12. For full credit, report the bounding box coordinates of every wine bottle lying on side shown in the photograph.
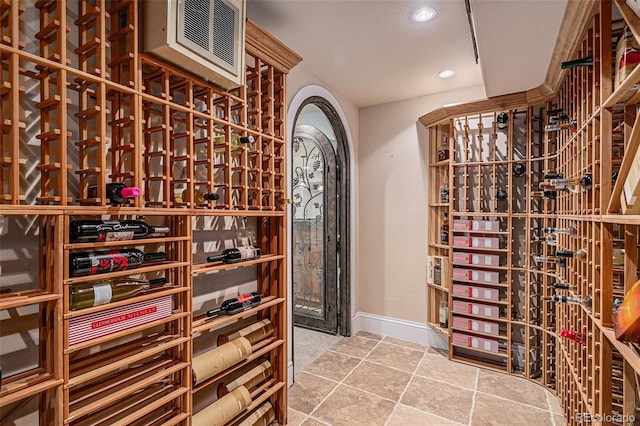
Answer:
[206,292,262,317]
[206,245,262,264]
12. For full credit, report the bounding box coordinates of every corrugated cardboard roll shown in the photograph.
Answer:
[192,385,252,426]
[218,319,274,345]
[192,337,252,386]
[237,401,275,426]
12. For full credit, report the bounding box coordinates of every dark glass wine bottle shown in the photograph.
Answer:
[206,246,262,264]
[70,249,166,277]
[556,249,588,263]
[531,190,557,200]
[496,112,508,129]
[206,292,261,317]
[440,212,449,244]
[545,294,592,308]
[512,163,526,177]
[496,189,508,200]
[546,108,564,116]
[549,114,571,123]
[70,220,170,243]
[552,282,576,291]
[532,255,567,268]
[69,277,167,310]
[87,183,140,205]
[561,56,593,69]
[543,172,564,179]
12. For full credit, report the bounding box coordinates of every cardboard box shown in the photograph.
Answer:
[453,284,500,301]
[452,236,472,247]
[471,269,500,284]
[471,237,500,249]
[472,220,500,232]
[452,332,499,353]
[615,26,640,90]
[452,300,499,318]
[453,219,472,230]
[69,295,173,345]
[453,252,472,264]
[453,316,501,336]
[472,253,500,267]
[614,279,640,342]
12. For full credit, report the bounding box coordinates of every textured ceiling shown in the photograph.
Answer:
[247,0,568,108]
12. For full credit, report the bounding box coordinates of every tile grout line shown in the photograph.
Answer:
[467,368,480,426]
[545,389,557,426]
[473,389,556,412]
[383,346,430,426]
[305,336,386,423]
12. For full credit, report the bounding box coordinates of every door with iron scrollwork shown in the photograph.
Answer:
[292,125,338,333]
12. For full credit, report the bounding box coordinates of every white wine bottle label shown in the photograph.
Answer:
[192,386,252,426]
[192,337,252,385]
[439,307,448,324]
[237,402,275,426]
[226,319,274,345]
[92,283,113,306]
[103,231,135,241]
[226,360,272,393]
[237,246,259,259]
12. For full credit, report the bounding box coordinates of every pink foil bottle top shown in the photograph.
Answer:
[121,187,141,198]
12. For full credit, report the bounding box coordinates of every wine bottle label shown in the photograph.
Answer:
[89,251,130,275]
[226,319,274,345]
[226,360,272,392]
[192,337,252,385]
[192,386,252,426]
[92,283,113,306]
[100,231,135,242]
[439,307,448,324]
[237,246,259,259]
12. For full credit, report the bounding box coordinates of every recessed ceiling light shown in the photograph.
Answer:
[438,69,456,78]
[412,6,436,23]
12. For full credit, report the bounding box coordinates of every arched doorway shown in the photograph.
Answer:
[291,98,350,336]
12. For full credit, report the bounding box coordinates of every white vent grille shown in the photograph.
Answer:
[213,0,235,66]
[183,0,210,51]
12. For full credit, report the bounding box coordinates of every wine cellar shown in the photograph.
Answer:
[424,0,640,424]
[0,1,301,425]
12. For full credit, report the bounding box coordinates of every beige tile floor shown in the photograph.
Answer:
[288,331,567,426]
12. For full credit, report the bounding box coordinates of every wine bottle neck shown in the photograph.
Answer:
[149,277,168,287]
[206,307,222,317]
[144,252,166,262]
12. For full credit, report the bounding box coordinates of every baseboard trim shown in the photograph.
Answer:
[352,311,448,349]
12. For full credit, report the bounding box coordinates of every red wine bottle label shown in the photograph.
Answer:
[90,251,130,275]
[238,246,259,259]
[92,283,113,306]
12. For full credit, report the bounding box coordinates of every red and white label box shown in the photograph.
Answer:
[68,295,173,345]
[452,236,500,249]
[452,252,500,267]
[452,268,500,284]
[452,284,499,301]
[452,300,499,318]
[453,332,499,353]
[452,316,500,336]
[472,220,500,232]
[453,219,472,230]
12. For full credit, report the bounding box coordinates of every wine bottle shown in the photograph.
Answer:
[543,172,564,179]
[175,189,219,205]
[545,294,592,308]
[531,190,557,200]
[192,386,252,426]
[192,337,252,386]
[546,108,564,116]
[70,249,166,277]
[496,112,508,130]
[440,171,449,203]
[496,189,508,200]
[512,163,526,177]
[440,212,449,244]
[532,255,567,268]
[206,245,262,264]
[217,319,274,345]
[561,56,593,69]
[439,298,448,328]
[69,277,167,310]
[87,183,140,205]
[206,292,262,317]
[236,402,276,426]
[532,234,556,246]
[549,114,571,123]
[552,282,576,291]
[544,121,577,132]
[70,220,170,243]
[218,359,272,397]
[438,135,449,162]
[542,226,578,238]
[539,174,592,192]
[556,249,588,263]
[214,133,256,150]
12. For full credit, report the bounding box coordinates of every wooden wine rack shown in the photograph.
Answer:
[0,1,301,425]
[423,0,640,423]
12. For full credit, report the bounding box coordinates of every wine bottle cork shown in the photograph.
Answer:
[218,360,272,397]
[218,319,274,345]
[192,385,252,426]
[192,337,252,386]
[237,401,275,426]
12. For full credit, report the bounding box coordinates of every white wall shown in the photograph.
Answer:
[358,87,485,329]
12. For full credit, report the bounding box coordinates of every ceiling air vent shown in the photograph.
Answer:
[143,0,246,89]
